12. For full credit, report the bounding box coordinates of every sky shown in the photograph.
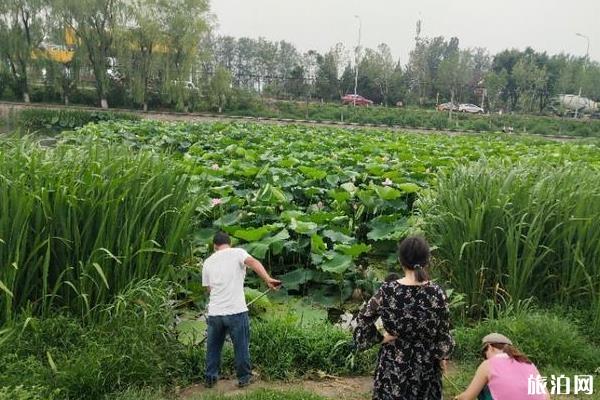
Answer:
[210,0,599,64]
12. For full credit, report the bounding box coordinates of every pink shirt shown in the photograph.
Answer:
[488,353,547,400]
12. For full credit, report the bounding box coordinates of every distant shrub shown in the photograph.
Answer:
[471,119,490,132]
[429,113,449,130]
[0,386,60,400]
[17,108,140,133]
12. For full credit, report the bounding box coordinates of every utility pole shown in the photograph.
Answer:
[574,32,590,118]
[353,15,362,106]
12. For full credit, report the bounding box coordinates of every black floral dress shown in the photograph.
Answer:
[353,281,454,400]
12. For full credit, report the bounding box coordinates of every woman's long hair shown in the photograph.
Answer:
[397,236,430,282]
[487,343,532,364]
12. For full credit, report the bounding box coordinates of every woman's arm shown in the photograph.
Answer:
[353,287,385,350]
[434,287,455,360]
[454,361,489,400]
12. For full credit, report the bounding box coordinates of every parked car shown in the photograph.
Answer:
[341,94,373,106]
[459,103,485,113]
[436,102,459,112]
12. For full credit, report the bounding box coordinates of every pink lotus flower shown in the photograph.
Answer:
[211,198,222,206]
[383,178,393,186]
[211,163,220,170]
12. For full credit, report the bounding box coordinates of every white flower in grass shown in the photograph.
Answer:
[211,198,222,207]
[383,178,393,186]
[211,163,220,170]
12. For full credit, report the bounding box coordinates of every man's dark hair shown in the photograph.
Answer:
[213,231,231,246]
[397,236,430,282]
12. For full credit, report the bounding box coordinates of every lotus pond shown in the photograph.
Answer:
[58,121,600,316]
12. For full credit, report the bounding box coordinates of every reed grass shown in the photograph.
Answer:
[421,160,600,326]
[0,139,199,322]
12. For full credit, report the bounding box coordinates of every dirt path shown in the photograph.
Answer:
[178,362,464,399]
[178,376,373,399]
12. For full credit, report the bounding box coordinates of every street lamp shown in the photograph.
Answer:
[353,15,362,105]
[574,32,590,118]
[576,32,590,60]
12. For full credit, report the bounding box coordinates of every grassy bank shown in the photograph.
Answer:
[7,102,600,138]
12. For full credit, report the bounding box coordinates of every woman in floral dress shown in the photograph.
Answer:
[354,236,454,400]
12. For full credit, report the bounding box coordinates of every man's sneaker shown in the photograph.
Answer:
[204,378,217,388]
[237,376,255,388]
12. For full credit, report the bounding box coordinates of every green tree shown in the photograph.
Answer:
[284,65,307,99]
[357,44,396,105]
[436,50,472,116]
[160,0,209,111]
[0,0,45,102]
[388,62,407,105]
[484,69,508,112]
[122,0,165,112]
[273,40,301,97]
[315,50,339,100]
[208,65,231,113]
[407,34,460,105]
[339,63,355,96]
[234,37,258,90]
[513,57,548,112]
[0,63,9,97]
[42,19,82,106]
[584,63,600,100]
[302,49,319,98]
[54,0,125,109]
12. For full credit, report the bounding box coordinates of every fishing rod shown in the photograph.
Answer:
[246,286,274,307]
[444,372,461,395]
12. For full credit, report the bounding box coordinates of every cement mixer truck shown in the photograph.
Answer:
[552,94,599,118]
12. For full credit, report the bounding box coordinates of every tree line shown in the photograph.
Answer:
[0,0,209,110]
[2,1,598,113]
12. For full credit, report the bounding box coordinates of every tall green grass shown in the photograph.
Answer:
[420,160,600,326]
[452,310,600,374]
[0,139,199,322]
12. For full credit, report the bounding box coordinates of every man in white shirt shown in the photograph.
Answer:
[202,231,281,388]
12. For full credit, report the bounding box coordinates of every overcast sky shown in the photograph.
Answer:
[210,0,599,64]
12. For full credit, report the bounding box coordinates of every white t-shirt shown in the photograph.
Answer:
[202,247,250,316]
